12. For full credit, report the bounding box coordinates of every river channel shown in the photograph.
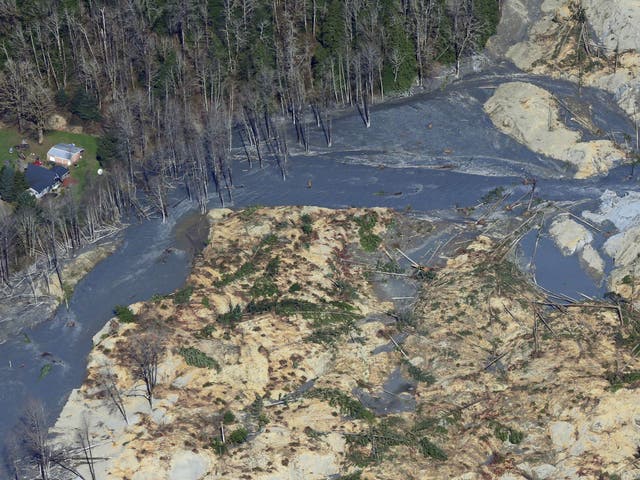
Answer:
[0,63,637,471]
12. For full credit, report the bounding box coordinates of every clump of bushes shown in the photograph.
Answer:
[492,422,525,444]
[301,214,314,235]
[309,388,374,421]
[419,437,448,460]
[173,285,194,305]
[229,427,248,444]
[354,211,382,252]
[404,360,436,385]
[195,323,216,339]
[178,347,220,371]
[250,277,279,298]
[113,305,137,323]
[217,304,243,326]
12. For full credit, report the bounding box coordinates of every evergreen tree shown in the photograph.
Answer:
[12,170,29,201]
[0,166,15,202]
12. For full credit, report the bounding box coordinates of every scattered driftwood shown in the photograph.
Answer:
[395,247,436,275]
[534,300,624,326]
[532,303,555,335]
[386,333,409,360]
[484,351,508,370]
[555,206,607,235]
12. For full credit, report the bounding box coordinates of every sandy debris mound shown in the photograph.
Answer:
[484,82,624,177]
[549,214,604,276]
[549,216,593,255]
[582,0,640,52]
[51,206,401,480]
[582,190,640,301]
[48,206,640,480]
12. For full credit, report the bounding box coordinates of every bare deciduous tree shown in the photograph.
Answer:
[97,365,128,424]
[15,398,52,480]
[129,332,162,408]
[76,414,97,480]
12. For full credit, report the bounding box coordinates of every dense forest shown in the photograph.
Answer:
[0,0,500,286]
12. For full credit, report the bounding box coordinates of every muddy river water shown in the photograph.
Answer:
[0,64,637,470]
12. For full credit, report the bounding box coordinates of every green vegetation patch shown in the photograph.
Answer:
[238,205,264,220]
[309,388,374,421]
[419,437,448,460]
[215,262,256,287]
[113,305,137,323]
[354,211,382,252]
[222,411,236,424]
[492,421,525,444]
[217,304,243,326]
[229,427,249,444]
[245,297,361,344]
[39,363,53,380]
[173,285,194,305]
[404,360,436,385]
[606,370,640,392]
[195,323,216,339]
[481,186,506,204]
[345,416,448,466]
[179,347,221,371]
[375,258,402,274]
[301,213,314,235]
[250,276,279,298]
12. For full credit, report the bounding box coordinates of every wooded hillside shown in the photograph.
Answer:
[0,0,499,286]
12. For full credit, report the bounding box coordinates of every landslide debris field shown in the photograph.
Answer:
[51,206,640,480]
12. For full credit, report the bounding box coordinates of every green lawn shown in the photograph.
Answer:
[0,127,99,196]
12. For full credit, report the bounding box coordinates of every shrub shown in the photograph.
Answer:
[215,262,256,287]
[355,211,382,252]
[250,277,279,298]
[493,422,525,444]
[223,411,235,424]
[113,305,136,323]
[354,211,378,230]
[173,285,194,305]
[229,427,248,444]
[288,282,302,293]
[419,437,447,460]
[309,388,374,421]
[210,437,227,455]
[217,304,243,326]
[195,323,216,339]
[265,257,280,277]
[405,361,436,385]
[359,232,381,252]
[178,347,220,371]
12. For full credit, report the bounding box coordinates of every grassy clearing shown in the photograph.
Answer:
[0,127,99,196]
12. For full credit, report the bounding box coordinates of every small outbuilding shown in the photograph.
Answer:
[47,143,84,166]
[26,164,69,198]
